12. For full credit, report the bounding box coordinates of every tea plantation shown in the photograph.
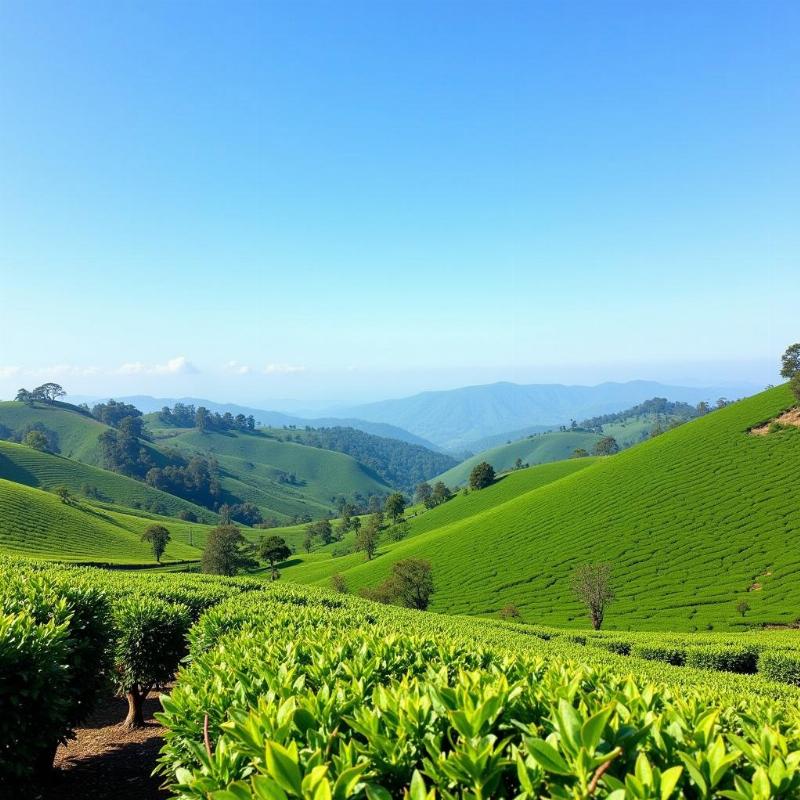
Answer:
[316,385,800,630]
[3,557,800,796]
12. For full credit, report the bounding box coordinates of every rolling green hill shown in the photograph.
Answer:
[436,409,697,486]
[0,439,216,522]
[0,477,207,563]
[309,384,800,631]
[278,457,600,583]
[150,427,390,521]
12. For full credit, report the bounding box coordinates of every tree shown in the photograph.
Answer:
[593,436,619,456]
[141,524,171,563]
[780,343,800,379]
[391,558,434,610]
[305,518,333,546]
[15,388,34,405]
[32,382,65,403]
[736,600,751,618]
[55,486,73,505]
[384,492,406,523]
[431,481,452,506]
[696,401,710,416]
[415,482,433,506]
[355,520,380,560]
[331,573,348,593]
[23,430,49,451]
[499,603,521,620]
[469,461,495,490]
[201,524,255,575]
[303,530,314,553]
[791,373,800,404]
[258,535,291,580]
[572,448,589,458]
[572,563,615,630]
[195,406,210,432]
[514,457,524,471]
[391,520,410,541]
[112,596,189,729]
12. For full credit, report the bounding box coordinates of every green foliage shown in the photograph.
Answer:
[258,535,292,579]
[202,524,256,576]
[23,429,49,451]
[142,523,171,562]
[758,651,800,686]
[791,373,800,404]
[384,491,406,522]
[154,588,800,800]
[593,435,620,456]
[468,461,495,490]
[0,569,112,783]
[780,342,800,379]
[112,595,190,728]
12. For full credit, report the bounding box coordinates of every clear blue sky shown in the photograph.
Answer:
[1,0,797,406]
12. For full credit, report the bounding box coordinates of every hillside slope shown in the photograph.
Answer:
[0,440,216,522]
[279,457,599,584]
[0,478,206,563]
[331,385,800,631]
[152,428,390,521]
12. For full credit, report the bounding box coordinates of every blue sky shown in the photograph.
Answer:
[1,0,798,406]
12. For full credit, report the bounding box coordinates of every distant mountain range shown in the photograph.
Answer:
[328,380,759,452]
[70,380,759,455]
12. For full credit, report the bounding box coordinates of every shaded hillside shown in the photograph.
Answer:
[0,440,216,522]
[269,426,457,490]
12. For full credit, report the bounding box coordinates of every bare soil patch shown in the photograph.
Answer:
[41,692,168,800]
[750,407,800,435]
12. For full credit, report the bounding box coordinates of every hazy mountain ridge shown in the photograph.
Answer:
[333,380,758,451]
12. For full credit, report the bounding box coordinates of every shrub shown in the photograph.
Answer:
[631,643,686,666]
[331,573,348,593]
[112,596,190,729]
[685,645,758,674]
[758,650,800,685]
[593,637,632,656]
[469,461,495,490]
[0,610,70,785]
[498,603,521,620]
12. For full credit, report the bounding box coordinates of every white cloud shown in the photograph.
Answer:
[0,366,21,379]
[116,356,198,376]
[263,363,306,375]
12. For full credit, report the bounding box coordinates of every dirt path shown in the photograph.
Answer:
[41,693,169,800]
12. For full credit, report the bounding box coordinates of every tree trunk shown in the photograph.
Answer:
[122,685,147,729]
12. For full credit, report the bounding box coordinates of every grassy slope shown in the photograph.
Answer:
[0,478,208,563]
[436,431,601,486]
[436,414,681,487]
[152,428,390,521]
[0,440,216,522]
[278,457,599,584]
[325,385,800,631]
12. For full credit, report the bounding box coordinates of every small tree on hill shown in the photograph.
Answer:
[736,600,751,618]
[23,430,49,451]
[469,461,495,490]
[415,482,433,506]
[499,603,521,620]
[384,492,406,523]
[15,388,34,406]
[572,448,589,458]
[258,535,291,580]
[780,343,800,379]
[56,486,73,505]
[572,563,615,630]
[201,524,255,576]
[32,382,66,403]
[331,573,348,593]
[391,558,434,610]
[113,596,189,729]
[356,520,380,560]
[141,524,171,563]
[593,436,619,456]
[431,481,452,506]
